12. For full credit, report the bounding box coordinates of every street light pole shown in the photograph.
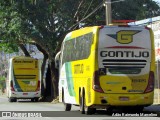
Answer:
[104,0,112,25]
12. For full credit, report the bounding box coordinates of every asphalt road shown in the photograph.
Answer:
[0,95,159,120]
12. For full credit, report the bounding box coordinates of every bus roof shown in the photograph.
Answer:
[10,56,37,60]
[64,25,148,41]
[64,26,100,41]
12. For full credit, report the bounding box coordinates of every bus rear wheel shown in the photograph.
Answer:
[106,106,114,114]
[80,90,96,115]
[131,106,144,112]
[62,89,71,111]
[64,103,72,111]
[31,98,39,102]
[123,106,144,113]
[34,98,39,102]
[85,107,96,115]
[9,98,17,102]
[80,91,85,114]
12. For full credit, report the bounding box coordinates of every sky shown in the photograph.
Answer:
[153,0,160,3]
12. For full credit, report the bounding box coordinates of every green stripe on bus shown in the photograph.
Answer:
[13,69,23,92]
[65,62,75,96]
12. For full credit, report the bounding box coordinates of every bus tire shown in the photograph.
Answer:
[123,106,144,113]
[80,90,96,115]
[9,98,16,102]
[34,98,39,102]
[31,98,35,102]
[86,107,96,115]
[80,90,85,114]
[131,106,144,112]
[106,106,114,115]
[64,103,72,111]
[14,98,17,102]
[62,89,71,111]
[8,98,12,102]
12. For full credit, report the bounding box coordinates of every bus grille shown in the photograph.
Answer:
[102,59,147,69]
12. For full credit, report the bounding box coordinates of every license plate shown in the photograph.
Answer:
[119,97,129,101]
[23,93,28,95]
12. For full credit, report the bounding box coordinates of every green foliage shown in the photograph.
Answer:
[0,43,19,53]
[112,0,160,20]
[0,76,5,89]
[0,0,29,53]
[0,0,159,55]
[0,76,5,81]
[0,0,159,99]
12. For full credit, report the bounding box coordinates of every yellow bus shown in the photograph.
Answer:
[56,25,155,114]
[6,56,41,102]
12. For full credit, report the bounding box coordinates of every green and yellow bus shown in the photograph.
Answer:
[6,56,41,102]
[56,25,155,114]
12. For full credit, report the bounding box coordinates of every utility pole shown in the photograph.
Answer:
[104,0,112,25]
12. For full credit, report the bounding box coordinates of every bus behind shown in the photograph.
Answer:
[6,56,41,102]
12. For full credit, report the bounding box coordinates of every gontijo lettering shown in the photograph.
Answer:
[100,51,149,58]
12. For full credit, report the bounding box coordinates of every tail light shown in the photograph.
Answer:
[145,26,151,30]
[10,81,15,91]
[36,80,40,91]
[99,26,104,29]
[144,71,154,93]
[92,71,104,93]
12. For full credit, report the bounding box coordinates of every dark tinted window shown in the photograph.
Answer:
[62,32,93,64]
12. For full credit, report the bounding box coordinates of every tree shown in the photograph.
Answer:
[111,0,160,20]
[6,0,104,100]
[0,0,30,56]
[0,0,159,101]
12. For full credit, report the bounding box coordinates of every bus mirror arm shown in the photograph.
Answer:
[55,51,61,69]
[55,60,59,69]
